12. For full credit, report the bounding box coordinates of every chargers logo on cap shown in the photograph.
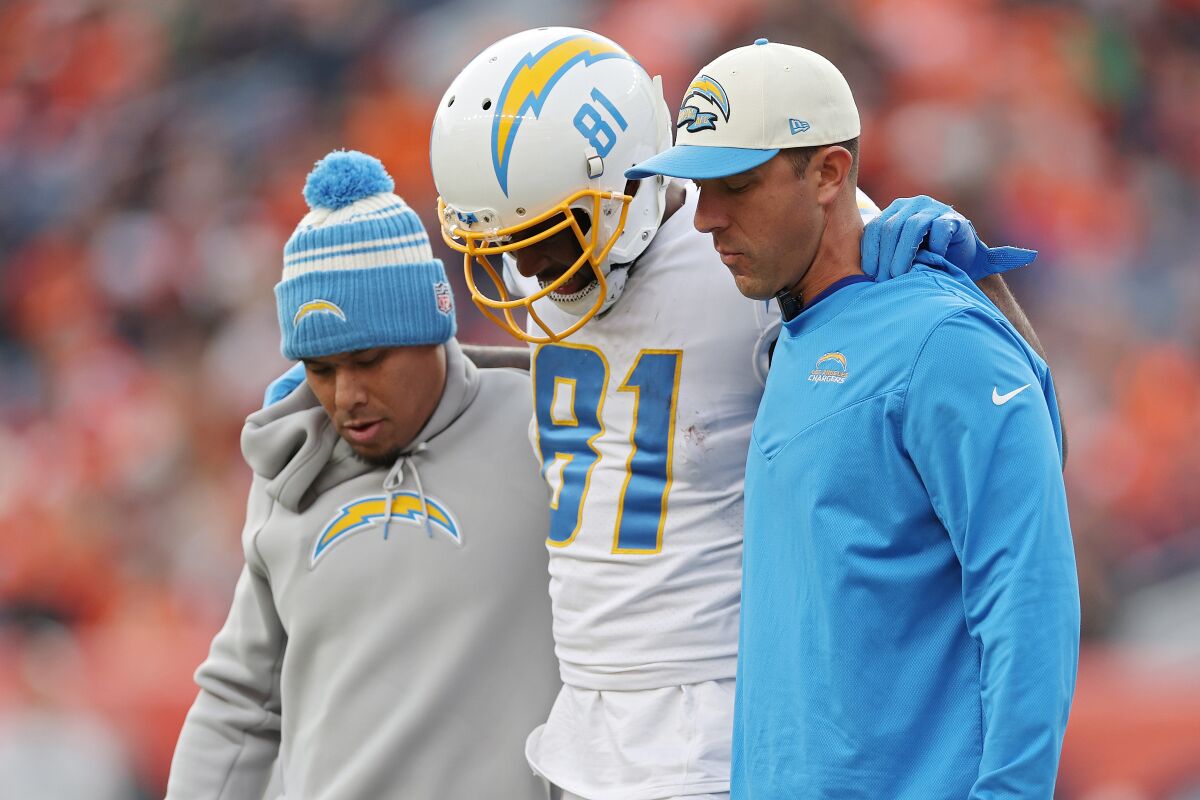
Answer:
[492,34,629,196]
[294,299,346,325]
[677,75,730,133]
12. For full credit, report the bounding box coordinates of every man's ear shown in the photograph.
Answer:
[813,146,854,206]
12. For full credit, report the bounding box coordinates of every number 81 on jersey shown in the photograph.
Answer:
[533,343,682,554]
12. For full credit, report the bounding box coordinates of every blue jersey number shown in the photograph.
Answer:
[533,344,682,554]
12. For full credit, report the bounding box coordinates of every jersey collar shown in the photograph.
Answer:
[783,274,875,337]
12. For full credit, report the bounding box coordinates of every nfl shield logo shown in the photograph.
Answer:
[434,281,454,315]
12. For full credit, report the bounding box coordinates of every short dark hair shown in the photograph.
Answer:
[784,138,859,181]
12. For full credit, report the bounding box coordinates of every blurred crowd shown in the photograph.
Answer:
[1,0,1198,796]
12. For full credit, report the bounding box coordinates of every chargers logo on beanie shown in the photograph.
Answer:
[293,299,347,325]
[276,150,456,360]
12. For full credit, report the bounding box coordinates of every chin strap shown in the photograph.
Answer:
[594,259,633,319]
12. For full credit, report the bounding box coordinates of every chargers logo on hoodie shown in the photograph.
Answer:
[312,493,461,567]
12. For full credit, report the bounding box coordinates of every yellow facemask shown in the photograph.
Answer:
[439,188,632,344]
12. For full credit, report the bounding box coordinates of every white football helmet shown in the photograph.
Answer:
[430,27,672,343]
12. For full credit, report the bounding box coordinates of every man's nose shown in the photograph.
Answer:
[334,369,367,412]
[513,243,553,278]
[692,189,726,235]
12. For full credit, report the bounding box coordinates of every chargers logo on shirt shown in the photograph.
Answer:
[809,352,849,384]
[677,75,730,133]
[311,492,461,568]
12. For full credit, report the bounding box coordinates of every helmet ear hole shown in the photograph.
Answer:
[482,98,492,110]
[570,207,592,237]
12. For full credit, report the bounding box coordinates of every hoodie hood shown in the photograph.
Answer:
[241,338,480,513]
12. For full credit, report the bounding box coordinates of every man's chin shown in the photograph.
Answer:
[731,274,774,302]
[350,445,404,469]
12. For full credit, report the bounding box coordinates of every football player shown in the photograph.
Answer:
[428,27,1045,800]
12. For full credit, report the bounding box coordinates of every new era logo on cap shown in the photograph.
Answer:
[789,118,810,135]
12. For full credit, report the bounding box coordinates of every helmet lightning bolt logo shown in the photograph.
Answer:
[491,34,629,196]
[677,75,730,133]
[312,492,461,568]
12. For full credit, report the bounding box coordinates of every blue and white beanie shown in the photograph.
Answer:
[276,150,456,360]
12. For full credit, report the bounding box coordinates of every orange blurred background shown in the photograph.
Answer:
[1,0,1198,797]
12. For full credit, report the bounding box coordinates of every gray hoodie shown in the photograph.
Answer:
[166,341,559,799]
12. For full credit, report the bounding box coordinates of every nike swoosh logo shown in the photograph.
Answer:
[992,384,1032,405]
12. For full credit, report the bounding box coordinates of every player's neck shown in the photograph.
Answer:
[794,197,865,306]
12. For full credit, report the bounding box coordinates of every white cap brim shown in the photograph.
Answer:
[625,145,779,180]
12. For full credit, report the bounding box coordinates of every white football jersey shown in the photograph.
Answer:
[515,183,880,796]
[514,183,774,690]
[515,184,879,691]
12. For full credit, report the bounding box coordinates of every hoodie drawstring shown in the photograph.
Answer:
[382,459,404,541]
[382,442,433,541]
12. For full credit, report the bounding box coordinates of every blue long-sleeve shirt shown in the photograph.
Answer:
[732,265,1079,799]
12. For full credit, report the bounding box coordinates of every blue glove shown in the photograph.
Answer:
[925,205,1038,281]
[263,362,306,408]
[861,195,1037,282]
[861,195,950,281]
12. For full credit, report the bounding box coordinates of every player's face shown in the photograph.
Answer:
[506,209,595,299]
[693,152,823,301]
[304,345,446,466]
